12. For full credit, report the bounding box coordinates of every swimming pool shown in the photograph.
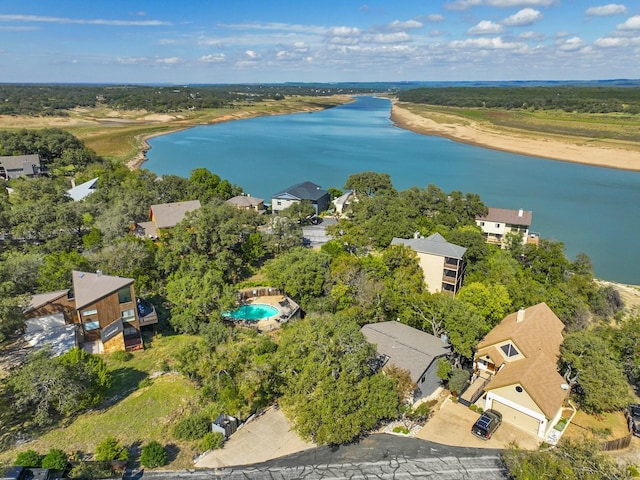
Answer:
[223,304,279,321]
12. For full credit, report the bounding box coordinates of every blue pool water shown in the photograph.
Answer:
[223,304,279,321]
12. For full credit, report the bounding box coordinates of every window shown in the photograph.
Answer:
[495,223,501,228]
[515,385,523,393]
[117,286,132,304]
[124,326,138,336]
[500,343,520,357]
[276,200,282,206]
[480,221,485,226]
[121,309,135,322]
[82,308,98,316]
[84,320,100,331]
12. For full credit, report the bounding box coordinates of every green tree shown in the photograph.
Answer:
[560,331,633,412]
[344,171,396,197]
[5,347,111,425]
[263,248,331,308]
[277,314,400,444]
[0,282,28,343]
[94,437,129,462]
[279,200,316,223]
[140,441,167,469]
[503,437,633,480]
[457,281,512,327]
[41,449,68,470]
[37,251,92,292]
[15,450,42,468]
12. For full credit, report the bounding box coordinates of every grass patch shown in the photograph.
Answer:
[0,334,204,469]
[562,410,629,441]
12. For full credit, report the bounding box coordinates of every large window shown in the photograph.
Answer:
[118,286,132,304]
[82,308,98,316]
[121,309,136,322]
[84,320,100,331]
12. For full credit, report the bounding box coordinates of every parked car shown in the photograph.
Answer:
[627,404,640,437]
[471,409,502,440]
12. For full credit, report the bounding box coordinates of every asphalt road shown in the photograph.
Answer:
[127,435,509,479]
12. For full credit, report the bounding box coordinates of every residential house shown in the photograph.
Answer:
[271,181,330,215]
[332,190,354,216]
[135,199,201,239]
[227,194,265,212]
[361,321,450,401]
[24,271,158,355]
[391,233,467,295]
[473,303,568,438]
[0,154,43,180]
[66,177,98,201]
[475,207,536,248]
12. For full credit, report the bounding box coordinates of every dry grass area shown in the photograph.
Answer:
[563,410,630,442]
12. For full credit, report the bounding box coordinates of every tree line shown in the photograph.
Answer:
[397,86,640,114]
[0,84,380,116]
[0,129,638,473]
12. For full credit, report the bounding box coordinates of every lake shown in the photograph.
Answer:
[147,96,640,284]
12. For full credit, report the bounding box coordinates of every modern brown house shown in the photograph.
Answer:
[24,271,158,355]
[391,233,467,296]
[472,303,568,439]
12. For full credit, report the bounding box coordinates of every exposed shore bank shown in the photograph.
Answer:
[390,101,640,172]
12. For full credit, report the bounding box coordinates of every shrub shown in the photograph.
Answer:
[110,351,132,362]
[469,404,478,412]
[448,368,471,396]
[41,449,68,470]
[140,441,167,469]
[392,425,410,434]
[68,461,116,479]
[15,450,42,467]
[408,401,432,421]
[94,437,129,461]
[199,432,225,452]
[173,412,210,441]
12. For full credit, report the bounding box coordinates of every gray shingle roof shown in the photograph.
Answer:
[0,154,41,178]
[150,200,201,228]
[361,321,449,383]
[272,181,327,202]
[227,195,264,208]
[391,233,467,259]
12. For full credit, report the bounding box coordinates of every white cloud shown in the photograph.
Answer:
[387,19,423,30]
[330,26,361,36]
[219,22,326,35]
[503,8,543,26]
[444,0,482,11]
[617,16,640,30]
[245,50,260,59]
[370,32,412,43]
[519,30,545,40]
[594,36,629,47]
[0,14,171,26]
[586,4,627,16]
[200,53,226,63]
[486,0,555,6]
[157,57,180,65]
[557,36,585,51]
[449,36,524,49]
[468,20,505,35]
[426,14,445,22]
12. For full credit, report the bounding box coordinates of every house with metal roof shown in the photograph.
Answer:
[361,321,450,401]
[271,181,329,214]
[0,154,43,180]
[391,233,467,296]
[476,207,538,248]
[66,177,98,201]
[472,303,569,439]
[24,271,159,355]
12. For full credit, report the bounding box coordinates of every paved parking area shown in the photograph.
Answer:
[416,398,542,450]
[194,406,315,468]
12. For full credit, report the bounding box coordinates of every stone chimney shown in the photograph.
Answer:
[518,208,524,217]
[516,308,526,322]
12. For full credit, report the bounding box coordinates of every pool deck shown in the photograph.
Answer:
[239,294,299,332]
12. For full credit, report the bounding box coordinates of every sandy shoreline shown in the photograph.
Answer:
[390,101,640,171]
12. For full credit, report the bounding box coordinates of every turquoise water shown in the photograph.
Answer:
[223,304,278,321]
[147,96,640,284]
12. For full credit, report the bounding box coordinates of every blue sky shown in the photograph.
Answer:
[1,0,639,83]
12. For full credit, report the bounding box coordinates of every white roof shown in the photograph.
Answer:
[66,177,98,201]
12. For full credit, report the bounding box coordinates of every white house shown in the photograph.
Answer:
[475,207,533,247]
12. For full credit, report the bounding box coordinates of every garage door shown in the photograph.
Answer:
[492,400,540,435]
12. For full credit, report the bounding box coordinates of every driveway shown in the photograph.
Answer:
[416,398,542,450]
[194,406,315,468]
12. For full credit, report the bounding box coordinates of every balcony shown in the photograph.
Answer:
[137,298,158,326]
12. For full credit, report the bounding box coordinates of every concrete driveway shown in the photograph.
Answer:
[416,398,542,450]
[194,406,315,468]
